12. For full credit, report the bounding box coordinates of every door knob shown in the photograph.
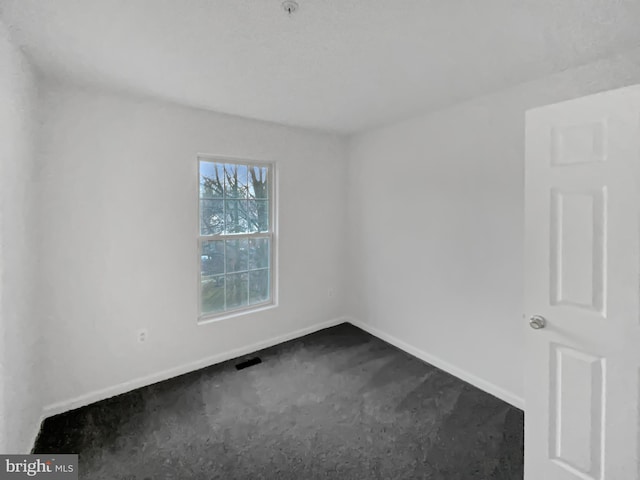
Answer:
[529,315,546,330]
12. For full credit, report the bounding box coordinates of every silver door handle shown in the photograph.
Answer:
[529,315,546,330]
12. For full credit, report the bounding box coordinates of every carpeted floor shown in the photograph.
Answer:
[34,323,524,479]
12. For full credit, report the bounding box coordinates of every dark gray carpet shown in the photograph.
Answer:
[34,323,524,479]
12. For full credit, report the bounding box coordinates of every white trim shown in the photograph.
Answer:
[42,316,347,418]
[346,317,525,410]
[196,157,277,320]
[28,414,45,454]
[39,315,523,437]
[198,303,277,326]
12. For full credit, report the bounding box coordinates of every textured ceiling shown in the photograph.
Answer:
[2,0,640,133]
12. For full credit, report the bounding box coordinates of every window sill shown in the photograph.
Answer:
[197,302,277,325]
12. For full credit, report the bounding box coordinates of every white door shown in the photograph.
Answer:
[524,85,640,480]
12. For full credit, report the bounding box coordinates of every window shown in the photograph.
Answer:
[198,158,274,319]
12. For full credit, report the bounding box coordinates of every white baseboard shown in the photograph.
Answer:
[28,414,45,453]
[42,316,348,418]
[40,314,523,429]
[346,317,525,410]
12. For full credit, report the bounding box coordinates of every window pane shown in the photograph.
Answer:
[248,166,268,199]
[226,273,248,309]
[224,164,248,199]
[202,275,225,314]
[257,200,269,232]
[247,200,269,233]
[225,239,248,273]
[201,240,224,276]
[247,199,269,233]
[249,270,270,305]
[224,199,249,233]
[247,200,258,233]
[200,199,224,235]
[249,238,270,269]
[200,162,224,199]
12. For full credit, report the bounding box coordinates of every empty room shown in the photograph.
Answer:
[2,1,640,479]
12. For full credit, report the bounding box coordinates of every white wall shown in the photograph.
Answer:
[347,47,640,407]
[0,20,41,452]
[19,36,640,445]
[37,81,349,412]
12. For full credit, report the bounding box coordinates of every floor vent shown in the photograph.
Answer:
[235,357,262,370]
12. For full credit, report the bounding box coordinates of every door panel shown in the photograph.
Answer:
[549,188,606,314]
[549,344,604,479]
[524,86,640,480]
[551,120,607,166]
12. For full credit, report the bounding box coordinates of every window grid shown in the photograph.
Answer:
[198,158,273,320]
[200,237,270,312]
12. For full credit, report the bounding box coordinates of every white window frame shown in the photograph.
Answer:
[197,155,276,323]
